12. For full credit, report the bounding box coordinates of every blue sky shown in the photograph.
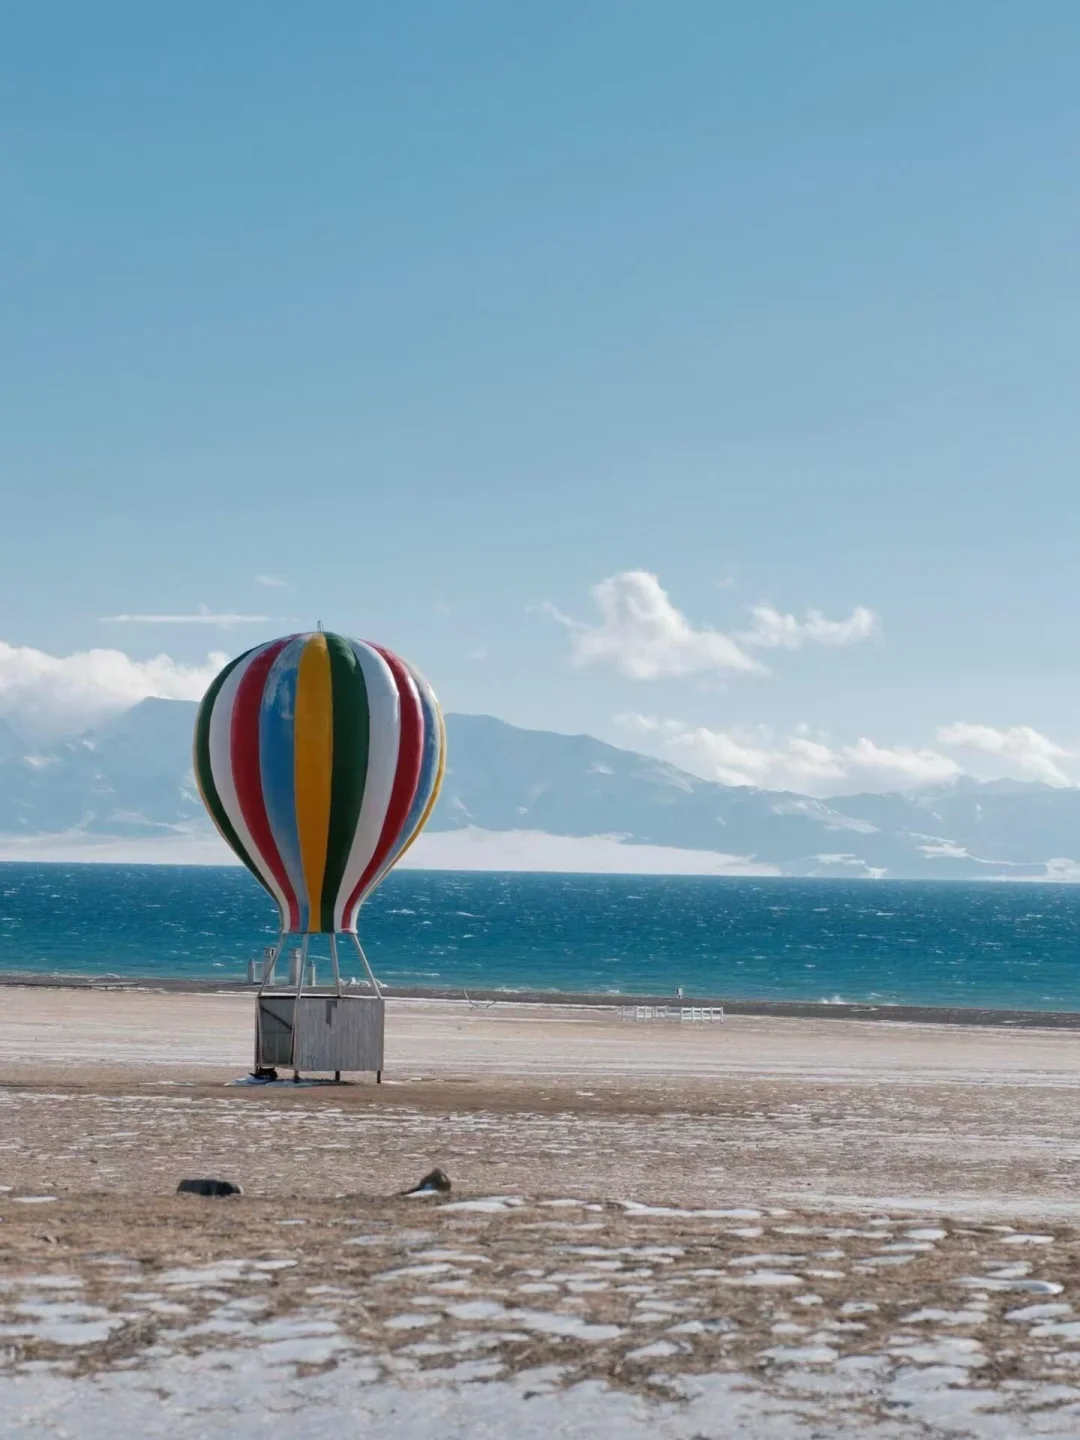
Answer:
[3,2,1080,793]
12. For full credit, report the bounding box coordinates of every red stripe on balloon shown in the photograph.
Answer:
[340,644,424,929]
[230,637,300,932]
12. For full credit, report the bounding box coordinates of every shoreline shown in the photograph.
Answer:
[3,967,1080,1027]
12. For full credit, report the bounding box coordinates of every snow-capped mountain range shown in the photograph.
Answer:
[0,698,1078,879]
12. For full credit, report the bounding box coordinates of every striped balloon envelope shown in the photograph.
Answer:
[193,632,445,934]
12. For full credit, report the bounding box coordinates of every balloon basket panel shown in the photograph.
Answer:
[256,994,385,1076]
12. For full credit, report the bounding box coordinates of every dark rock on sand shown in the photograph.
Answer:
[177,1178,243,1198]
[403,1168,452,1195]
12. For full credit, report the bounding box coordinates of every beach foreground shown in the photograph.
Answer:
[5,988,1080,1436]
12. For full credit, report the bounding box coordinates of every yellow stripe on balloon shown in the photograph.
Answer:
[294,632,333,921]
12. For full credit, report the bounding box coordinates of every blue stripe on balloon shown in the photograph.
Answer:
[259,636,309,931]
[409,680,442,831]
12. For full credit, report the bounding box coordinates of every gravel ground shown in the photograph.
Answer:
[6,987,1080,1434]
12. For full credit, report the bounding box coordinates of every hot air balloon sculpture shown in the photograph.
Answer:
[194,631,445,1079]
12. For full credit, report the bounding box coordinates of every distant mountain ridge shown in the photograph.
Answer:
[0,698,1077,878]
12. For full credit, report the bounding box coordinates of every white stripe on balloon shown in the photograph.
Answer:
[358,659,432,905]
[208,643,294,929]
[332,639,402,932]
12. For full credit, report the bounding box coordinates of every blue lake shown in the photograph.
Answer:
[3,863,1080,1008]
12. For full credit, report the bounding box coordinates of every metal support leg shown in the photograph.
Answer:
[329,933,344,997]
[253,933,286,1072]
[348,931,382,997]
[285,935,310,1078]
[347,931,385,1085]
[257,933,286,994]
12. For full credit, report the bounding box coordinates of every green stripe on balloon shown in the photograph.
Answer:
[319,633,371,932]
[193,646,265,887]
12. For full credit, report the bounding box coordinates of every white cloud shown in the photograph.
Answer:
[545,572,878,680]
[739,603,880,650]
[102,604,270,626]
[545,571,761,679]
[0,640,228,741]
[254,574,287,589]
[619,714,960,796]
[937,722,1074,786]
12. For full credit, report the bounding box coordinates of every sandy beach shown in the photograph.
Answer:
[4,986,1080,1211]
[6,987,1080,1435]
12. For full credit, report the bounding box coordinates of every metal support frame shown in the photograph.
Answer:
[252,928,384,1079]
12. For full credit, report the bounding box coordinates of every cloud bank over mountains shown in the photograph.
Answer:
[618,716,964,796]
[0,625,1075,796]
[0,640,228,742]
[619,716,1078,796]
[936,722,1074,787]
